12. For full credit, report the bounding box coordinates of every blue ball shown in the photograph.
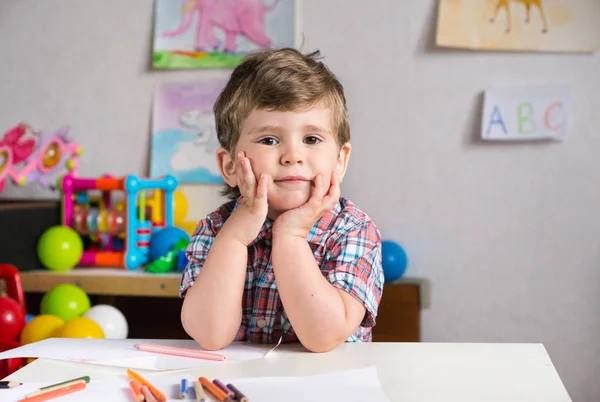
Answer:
[149,226,190,261]
[381,240,408,282]
[25,314,36,324]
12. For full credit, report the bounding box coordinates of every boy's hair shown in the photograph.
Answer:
[213,47,350,200]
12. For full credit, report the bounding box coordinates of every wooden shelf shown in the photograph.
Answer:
[20,268,182,298]
[20,268,430,306]
[17,268,430,342]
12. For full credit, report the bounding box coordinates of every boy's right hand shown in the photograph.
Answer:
[221,152,269,247]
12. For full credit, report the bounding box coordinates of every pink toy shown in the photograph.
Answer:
[162,0,280,53]
[0,124,36,193]
[0,123,82,193]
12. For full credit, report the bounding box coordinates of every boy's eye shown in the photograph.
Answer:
[304,136,321,145]
[258,137,278,145]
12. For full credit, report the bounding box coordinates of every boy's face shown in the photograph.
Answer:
[218,103,351,216]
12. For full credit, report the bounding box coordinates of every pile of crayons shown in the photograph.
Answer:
[128,369,248,402]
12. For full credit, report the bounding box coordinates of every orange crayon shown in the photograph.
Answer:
[129,380,144,401]
[127,369,166,402]
[17,382,86,402]
[199,377,230,402]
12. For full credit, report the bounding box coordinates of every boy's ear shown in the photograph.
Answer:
[216,147,238,187]
[336,142,352,182]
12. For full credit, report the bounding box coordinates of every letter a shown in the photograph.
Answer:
[486,106,507,137]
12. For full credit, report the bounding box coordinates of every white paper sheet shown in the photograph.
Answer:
[481,85,571,141]
[0,338,276,371]
[0,366,389,402]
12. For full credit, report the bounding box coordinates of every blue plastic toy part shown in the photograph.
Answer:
[149,226,190,262]
[176,250,188,271]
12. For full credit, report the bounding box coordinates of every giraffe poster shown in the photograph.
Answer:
[152,0,296,69]
[436,0,600,52]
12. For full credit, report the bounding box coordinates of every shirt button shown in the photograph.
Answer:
[257,318,267,328]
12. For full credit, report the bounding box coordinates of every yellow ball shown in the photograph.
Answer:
[57,317,105,339]
[173,190,189,224]
[20,314,64,345]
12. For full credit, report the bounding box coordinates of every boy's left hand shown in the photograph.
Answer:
[273,171,340,239]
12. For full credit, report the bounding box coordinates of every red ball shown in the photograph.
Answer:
[0,297,26,341]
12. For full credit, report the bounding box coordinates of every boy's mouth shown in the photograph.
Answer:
[275,176,310,184]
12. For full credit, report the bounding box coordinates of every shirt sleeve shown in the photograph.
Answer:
[324,221,384,328]
[179,217,216,298]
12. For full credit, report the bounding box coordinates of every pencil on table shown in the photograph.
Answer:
[199,377,230,402]
[213,379,235,399]
[16,381,86,402]
[0,381,21,389]
[227,382,249,402]
[194,381,207,402]
[27,376,90,397]
[179,378,188,399]
[140,385,158,402]
[127,369,166,402]
[129,380,145,402]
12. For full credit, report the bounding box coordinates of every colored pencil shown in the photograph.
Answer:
[227,383,249,402]
[199,377,230,402]
[140,385,158,402]
[179,378,188,399]
[213,379,234,399]
[127,369,166,402]
[134,343,226,361]
[27,376,90,397]
[194,381,206,402]
[17,382,86,402]
[129,380,144,402]
[0,381,21,389]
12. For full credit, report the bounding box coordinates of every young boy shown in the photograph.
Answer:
[179,48,384,353]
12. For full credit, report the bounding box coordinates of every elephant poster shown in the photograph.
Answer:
[153,0,296,69]
[150,80,225,184]
[436,0,600,52]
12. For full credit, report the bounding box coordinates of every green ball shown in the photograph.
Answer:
[40,284,91,322]
[37,226,83,271]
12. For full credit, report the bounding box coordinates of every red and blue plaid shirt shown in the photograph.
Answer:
[180,197,384,344]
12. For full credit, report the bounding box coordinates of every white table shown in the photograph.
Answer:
[4,342,571,401]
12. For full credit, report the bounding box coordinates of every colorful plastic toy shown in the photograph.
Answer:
[0,123,81,193]
[0,264,26,377]
[145,237,189,274]
[0,264,26,342]
[59,173,178,270]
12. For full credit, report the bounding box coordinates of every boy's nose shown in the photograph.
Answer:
[280,147,303,166]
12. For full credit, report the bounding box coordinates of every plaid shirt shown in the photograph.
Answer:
[180,197,384,344]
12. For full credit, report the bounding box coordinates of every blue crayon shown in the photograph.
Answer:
[179,378,188,399]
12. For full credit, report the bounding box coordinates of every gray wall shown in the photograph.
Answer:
[1,1,598,400]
